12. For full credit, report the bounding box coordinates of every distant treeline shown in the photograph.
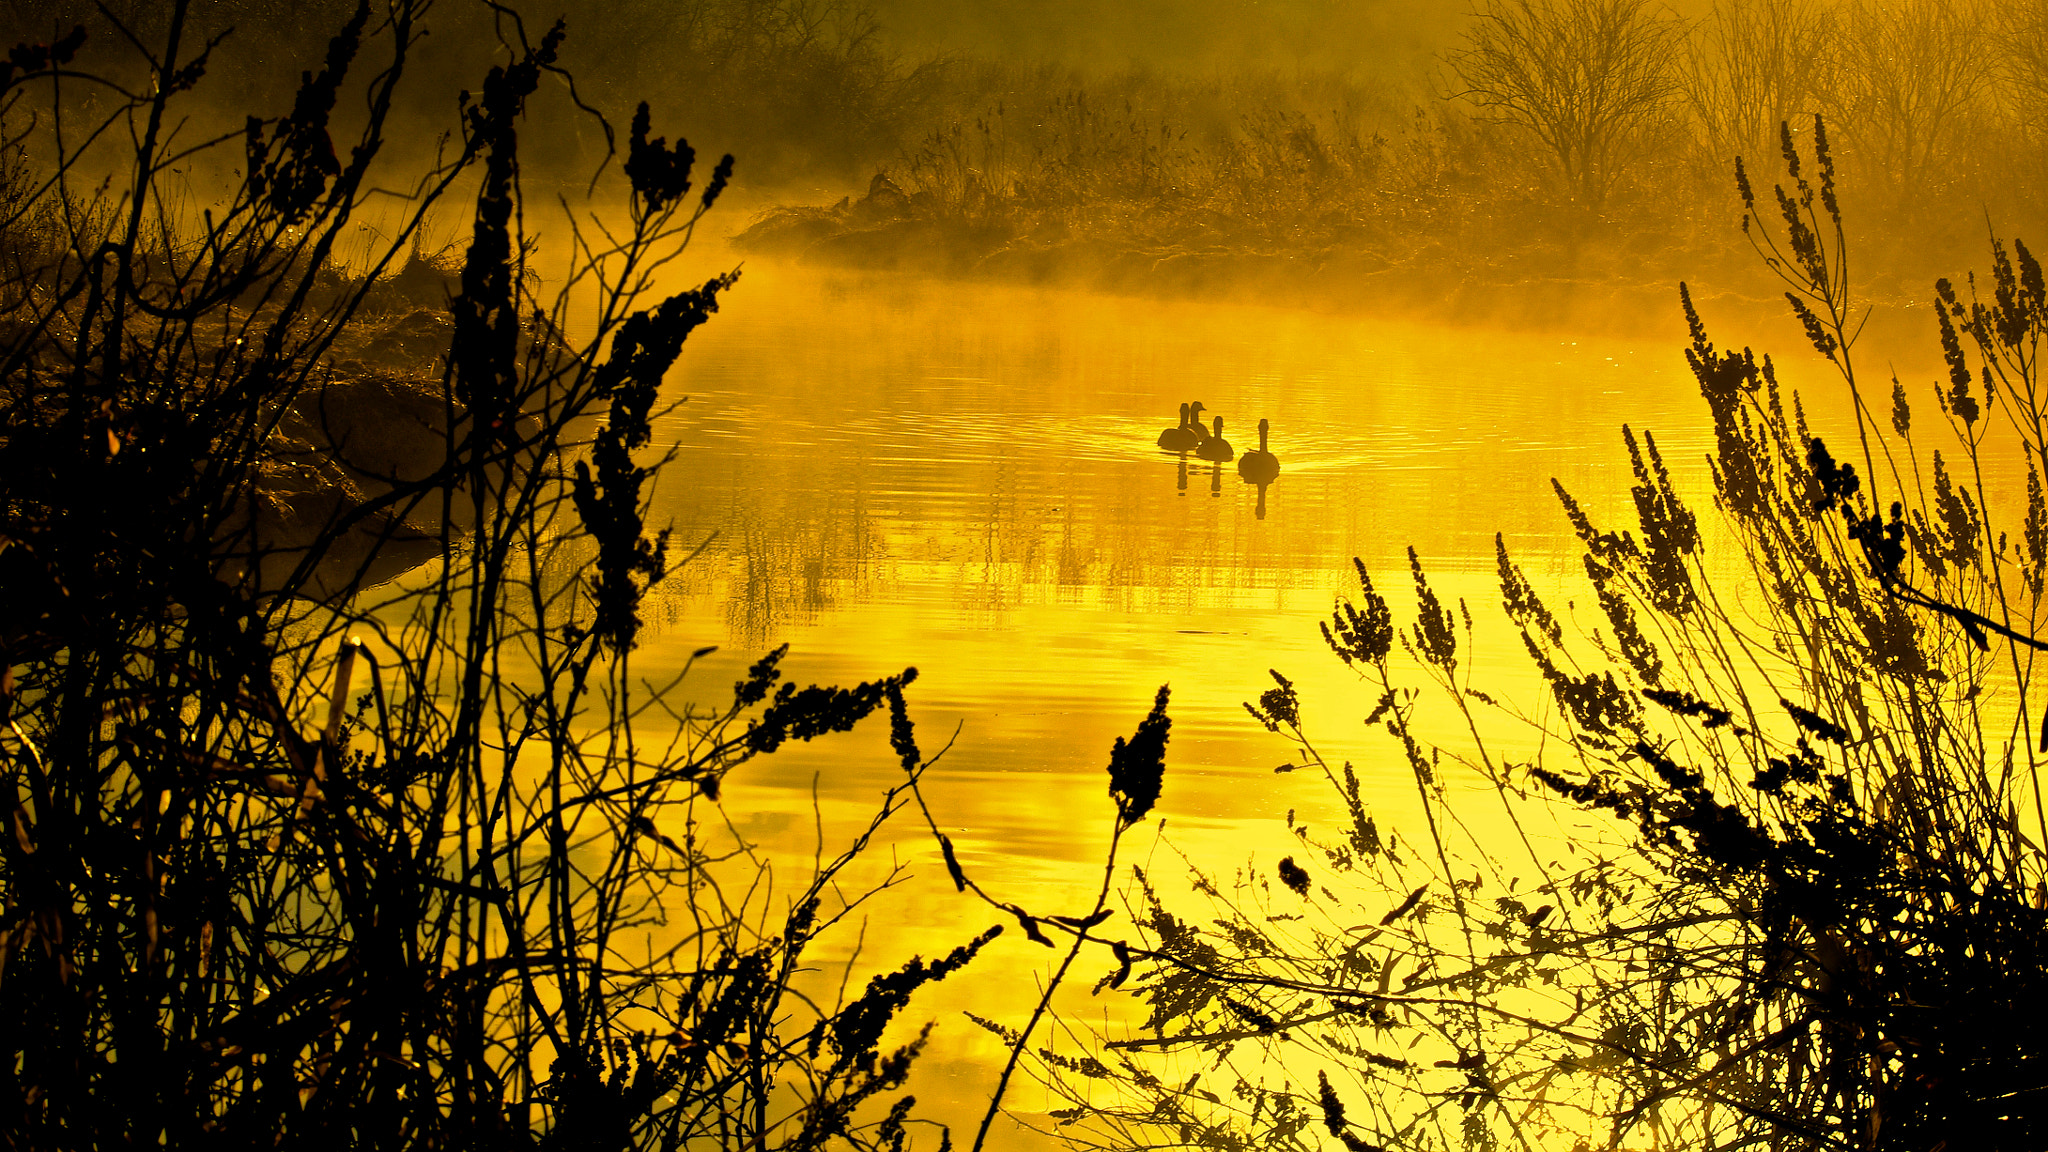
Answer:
[745,0,2048,305]
[9,0,2040,297]
[0,0,934,183]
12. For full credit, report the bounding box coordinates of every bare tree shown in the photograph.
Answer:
[1999,0,2048,124]
[1819,0,1991,203]
[1994,0,2048,184]
[1679,0,1833,170]
[1443,0,1683,209]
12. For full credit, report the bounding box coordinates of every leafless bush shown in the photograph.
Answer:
[1816,0,1993,205]
[1443,0,1683,209]
[1680,0,1833,173]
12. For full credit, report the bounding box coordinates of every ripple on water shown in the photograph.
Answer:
[632,264,1719,1145]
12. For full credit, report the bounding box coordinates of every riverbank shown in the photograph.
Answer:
[730,172,1984,344]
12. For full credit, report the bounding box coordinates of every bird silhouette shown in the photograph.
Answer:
[1157,403,1199,452]
[1195,416,1234,463]
[1237,418,1279,484]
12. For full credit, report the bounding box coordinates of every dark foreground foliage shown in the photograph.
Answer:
[997,121,2048,1152]
[0,6,987,1147]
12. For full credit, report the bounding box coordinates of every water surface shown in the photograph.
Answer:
[625,262,1754,1146]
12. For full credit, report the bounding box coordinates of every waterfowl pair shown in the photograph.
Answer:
[1158,400,1218,453]
[1159,401,1274,470]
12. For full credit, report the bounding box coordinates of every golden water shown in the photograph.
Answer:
[619,261,1860,1148]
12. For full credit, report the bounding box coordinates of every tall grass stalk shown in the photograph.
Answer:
[1015,119,2048,1152]
[0,6,987,1146]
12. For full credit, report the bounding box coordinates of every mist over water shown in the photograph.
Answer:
[619,248,2010,1142]
[621,258,1722,1143]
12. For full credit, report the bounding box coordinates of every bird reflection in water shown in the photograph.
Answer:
[803,557,828,609]
[1237,417,1280,519]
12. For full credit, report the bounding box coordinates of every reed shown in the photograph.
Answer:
[0,6,985,1147]
[1011,118,2048,1151]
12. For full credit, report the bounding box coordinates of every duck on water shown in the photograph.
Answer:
[1195,417,1233,463]
[1237,417,1279,518]
[1237,418,1278,484]
[1157,402,1200,452]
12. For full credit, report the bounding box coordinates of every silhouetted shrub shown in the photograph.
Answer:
[0,5,983,1147]
[1020,119,2048,1152]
